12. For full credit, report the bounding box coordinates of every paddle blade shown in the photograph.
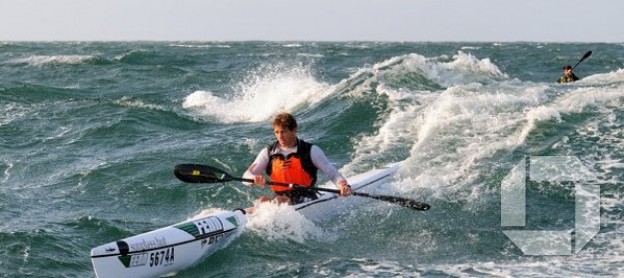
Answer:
[174,164,233,183]
[384,196,431,211]
[353,192,431,211]
[398,199,431,211]
[572,50,592,70]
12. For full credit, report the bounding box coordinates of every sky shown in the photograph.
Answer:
[1,0,623,42]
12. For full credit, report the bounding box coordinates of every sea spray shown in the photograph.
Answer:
[246,202,327,243]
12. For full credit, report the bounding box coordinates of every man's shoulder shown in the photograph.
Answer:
[297,139,316,152]
[298,138,314,145]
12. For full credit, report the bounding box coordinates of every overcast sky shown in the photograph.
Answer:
[1,0,622,42]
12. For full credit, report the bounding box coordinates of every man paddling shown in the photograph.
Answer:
[557,65,580,83]
[244,112,352,205]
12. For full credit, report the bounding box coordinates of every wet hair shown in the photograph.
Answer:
[272,112,298,131]
[563,65,573,70]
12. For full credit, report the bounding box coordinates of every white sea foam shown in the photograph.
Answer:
[296,53,324,58]
[354,65,624,275]
[0,103,30,127]
[554,86,624,114]
[421,252,624,277]
[171,43,231,48]
[341,54,514,183]
[116,96,165,111]
[1,159,13,183]
[7,55,96,66]
[576,68,624,86]
[246,201,325,243]
[341,54,624,206]
[182,65,330,123]
[348,80,548,201]
[42,126,72,142]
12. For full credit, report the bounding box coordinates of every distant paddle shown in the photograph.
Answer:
[174,163,431,211]
[571,50,592,70]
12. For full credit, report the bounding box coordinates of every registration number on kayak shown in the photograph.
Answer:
[119,247,176,268]
[149,247,175,267]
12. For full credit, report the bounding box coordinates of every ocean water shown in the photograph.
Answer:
[1,41,623,277]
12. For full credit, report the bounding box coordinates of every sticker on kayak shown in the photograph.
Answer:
[175,216,224,238]
[117,247,175,268]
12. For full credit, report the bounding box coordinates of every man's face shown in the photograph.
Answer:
[273,125,297,147]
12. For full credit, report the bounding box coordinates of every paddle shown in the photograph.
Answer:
[174,163,431,211]
[571,50,592,70]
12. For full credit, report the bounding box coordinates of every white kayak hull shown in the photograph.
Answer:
[90,163,399,277]
[295,162,400,220]
[90,210,246,278]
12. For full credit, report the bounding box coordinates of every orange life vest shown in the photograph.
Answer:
[266,139,318,192]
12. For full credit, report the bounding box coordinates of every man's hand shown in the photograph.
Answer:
[338,179,352,196]
[253,175,266,187]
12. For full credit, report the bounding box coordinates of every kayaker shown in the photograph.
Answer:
[557,65,579,83]
[244,112,352,205]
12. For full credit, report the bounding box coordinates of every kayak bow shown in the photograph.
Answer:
[90,209,246,278]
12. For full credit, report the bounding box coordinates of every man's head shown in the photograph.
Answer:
[272,112,298,147]
[272,112,297,131]
[562,65,574,76]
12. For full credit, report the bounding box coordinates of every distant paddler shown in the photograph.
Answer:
[557,65,579,83]
[557,50,592,83]
[243,112,352,206]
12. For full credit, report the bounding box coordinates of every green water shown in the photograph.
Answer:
[1,42,623,277]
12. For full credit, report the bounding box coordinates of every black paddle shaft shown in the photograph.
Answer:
[174,163,431,211]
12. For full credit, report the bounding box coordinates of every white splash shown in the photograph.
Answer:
[182,65,330,123]
[246,201,325,243]
[339,53,578,202]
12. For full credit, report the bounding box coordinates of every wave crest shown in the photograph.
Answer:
[7,55,102,66]
[182,64,330,123]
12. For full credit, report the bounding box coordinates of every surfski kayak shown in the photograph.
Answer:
[90,163,399,278]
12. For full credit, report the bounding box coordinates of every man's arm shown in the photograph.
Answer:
[310,145,344,182]
[243,148,269,186]
[310,145,351,196]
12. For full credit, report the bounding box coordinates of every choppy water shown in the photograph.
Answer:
[1,41,623,277]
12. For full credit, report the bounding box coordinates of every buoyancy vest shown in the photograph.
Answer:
[266,139,318,192]
[558,73,579,83]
